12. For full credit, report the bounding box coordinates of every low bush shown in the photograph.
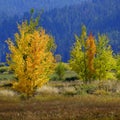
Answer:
[55,62,67,80]
[93,89,110,95]
[0,89,16,97]
[2,83,13,88]
[79,84,98,94]
[0,63,6,67]
[50,70,79,82]
[64,70,79,81]
[98,80,117,92]
[49,73,59,81]
[36,85,59,95]
[62,87,77,96]
[0,66,9,73]
[0,74,15,80]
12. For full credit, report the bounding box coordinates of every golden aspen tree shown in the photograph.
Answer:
[6,18,55,97]
[86,33,96,82]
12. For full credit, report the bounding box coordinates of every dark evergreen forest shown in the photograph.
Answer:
[0,0,119,62]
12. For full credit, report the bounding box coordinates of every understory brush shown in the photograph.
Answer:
[35,80,120,97]
[0,79,120,100]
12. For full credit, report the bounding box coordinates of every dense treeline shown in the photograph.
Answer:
[0,0,120,62]
[41,0,120,61]
[0,0,85,17]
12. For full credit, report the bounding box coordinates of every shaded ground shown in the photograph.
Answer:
[0,95,120,120]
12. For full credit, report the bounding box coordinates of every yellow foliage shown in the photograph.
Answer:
[7,21,55,97]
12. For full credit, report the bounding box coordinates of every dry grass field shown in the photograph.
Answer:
[0,79,120,120]
[0,95,120,120]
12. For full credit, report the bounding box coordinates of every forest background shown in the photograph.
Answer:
[0,0,119,62]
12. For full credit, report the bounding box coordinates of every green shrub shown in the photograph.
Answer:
[55,62,67,80]
[64,70,79,81]
[0,66,9,73]
[116,74,120,80]
[2,83,13,87]
[50,62,79,81]
[19,93,28,100]
[0,63,6,67]
[80,84,97,94]
[93,89,110,95]
[49,73,59,81]
[0,73,15,80]
[63,87,77,96]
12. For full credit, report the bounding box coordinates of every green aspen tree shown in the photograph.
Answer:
[115,54,120,80]
[69,25,89,83]
[94,34,116,81]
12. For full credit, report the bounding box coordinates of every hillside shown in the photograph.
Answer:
[0,0,85,17]
[41,0,120,61]
[0,0,120,62]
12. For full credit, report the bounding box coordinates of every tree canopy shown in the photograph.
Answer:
[7,17,55,97]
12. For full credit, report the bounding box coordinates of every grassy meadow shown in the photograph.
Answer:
[0,77,120,120]
[0,64,120,120]
[0,92,120,120]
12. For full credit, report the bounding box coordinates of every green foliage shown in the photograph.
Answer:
[0,74,15,80]
[0,63,15,80]
[93,89,109,95]
[69,25,88,82]
[0,66,8,73]
[69,26,97,83]
[64,70,79,81]
[70,26,116,83]
[79,84,97,94]
[54,62,67,80]
[0,63,9,73]
[49,73,59,81]
[50,70,79,81]
[50,62,79,81]
[0,63,6,67]
[94,34,116,80]
[115,55,120,80]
